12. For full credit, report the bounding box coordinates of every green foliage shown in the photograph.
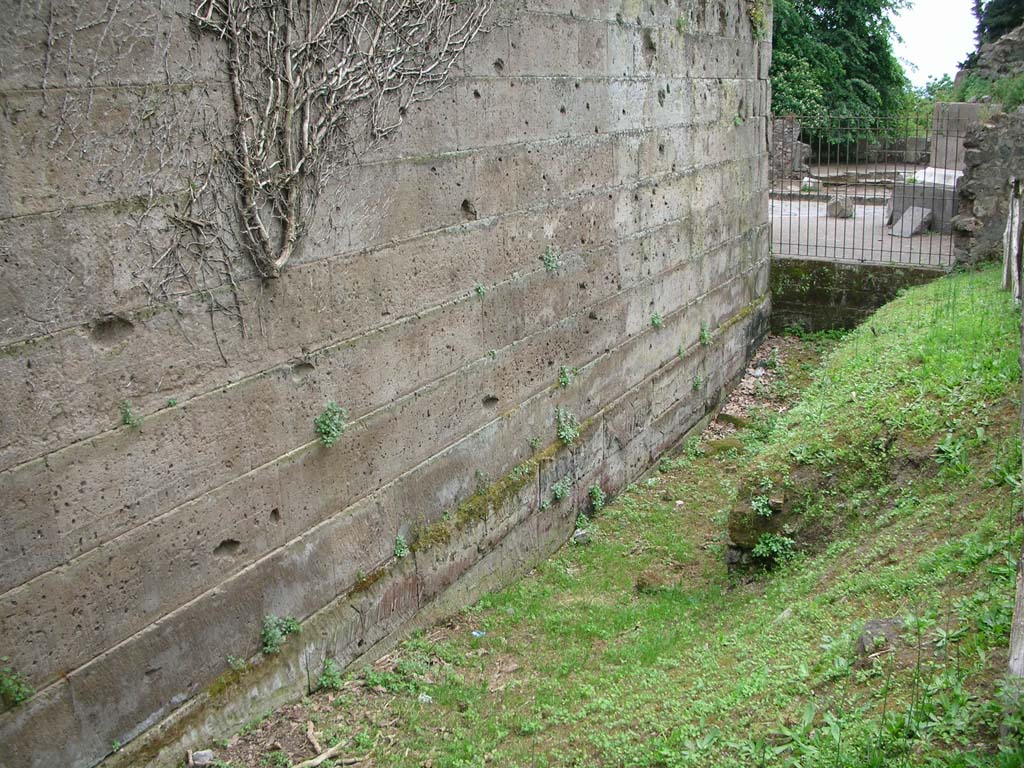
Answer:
[313,401,348,447]
[474,282,486,298]
[394,535,410,559]
[557,365,579,389]
[263,751,291,768]
[747,0,767,40]
[261,615,301,655]
[751,494,773,518]
[651,311,664,329]
[936,432,971,476]
[698,322,711,347]
[119,399,142,428]
[555,406,580,445]
[540,244,561,273]
[589,484,606,512]
[675,15,687,34]
[911,71,1024,114]
[0,658,34,707]
[957,72,1024,110]
[319,658,344,691]
[973,0,1024,46]
[529,436,542,452]
[771,0,909,126]
[227,655,247,672]
[751,532,796,563]
[166,398,178,408]
[692,374,704,391]
[551,475,572,502]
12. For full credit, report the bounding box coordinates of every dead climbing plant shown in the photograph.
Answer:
[190,0,492,277]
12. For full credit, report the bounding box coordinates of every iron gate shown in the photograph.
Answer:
[769,106,984,268]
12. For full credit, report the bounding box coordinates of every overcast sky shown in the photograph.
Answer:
[890,0,977,88]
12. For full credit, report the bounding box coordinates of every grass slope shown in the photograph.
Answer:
[219,265,1023,768]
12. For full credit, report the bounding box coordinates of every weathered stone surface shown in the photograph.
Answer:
[968,21,1024,80]
[955,109,1024,263]
[771,257,944,334]
[889,178,958,234]
[771,116,810,180]
[0,2,771,766]
[892,206,934,238]
[856,618,905,657]
[826,196,855,219]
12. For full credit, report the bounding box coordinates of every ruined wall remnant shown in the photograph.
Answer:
[955,108,1024,262]
[770,115,810,180]
[0,1,772,766]
[770,259,944,333]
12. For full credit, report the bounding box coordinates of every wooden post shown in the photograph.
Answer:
[1006,176,1024,741]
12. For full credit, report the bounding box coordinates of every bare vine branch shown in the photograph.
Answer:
[191,0,492,277]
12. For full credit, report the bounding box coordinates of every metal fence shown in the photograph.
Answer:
[770,112,973,268]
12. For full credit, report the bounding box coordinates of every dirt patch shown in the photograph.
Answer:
[703,334,821,442]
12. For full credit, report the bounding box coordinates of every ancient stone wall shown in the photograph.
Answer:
[770,114,809,180]
[955,108,1024,262]
[0,2,771,766]
[770,258,943,333]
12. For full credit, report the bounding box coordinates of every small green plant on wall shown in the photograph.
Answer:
[555,407,580,445]
[558,365,579,389]
[0,658,34,708]
[699,322,711,347]
[394,534,410,559]
[747,0,768,41]
[589,484,606,512]
[675,15,687,34]
[474,282,487,297]
[119,399,142,428]
[651,311,664,329]
[261,615,301,655]
[540,244,562,273]
[314,401,348,447]
[551,475,572,501]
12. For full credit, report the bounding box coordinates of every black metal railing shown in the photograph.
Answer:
[769,109,981,268]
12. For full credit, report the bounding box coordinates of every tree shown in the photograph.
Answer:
[975,0,1024,45]
[770,0,910,123]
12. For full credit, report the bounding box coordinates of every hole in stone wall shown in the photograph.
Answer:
[642,29,656,67]
[493,58,504,73]
[270,508,281,522]
[214,539,241,556]
[89,315,134,348]
[482,395,499,407]
[473,89,481,98]
[461,199,478,220]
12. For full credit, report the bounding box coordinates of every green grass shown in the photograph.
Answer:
[220,266,1022,767]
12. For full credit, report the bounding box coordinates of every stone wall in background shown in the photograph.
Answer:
[770,259,944,333]
[770,114,809,180]
[0,2,771,766]
[963,21,1024,82]
[955,108,1024,262]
